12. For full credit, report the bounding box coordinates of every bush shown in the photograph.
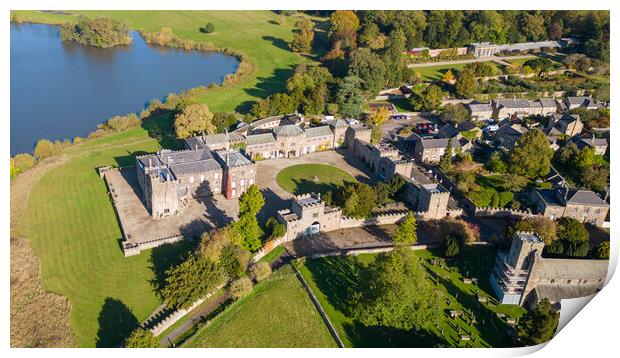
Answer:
[125,328,159,348]
[557,217,589,243]
[201,22,215,33]
[33,139,62,160]
[249,261,272,282]
[444,236,460,257]
[593,241,610,259]
[498,191,514,208]
[12,153,36,174]
[266,217,286,239]
[60,16,132,48]
[219,244,251,280]
[230,277,253,300]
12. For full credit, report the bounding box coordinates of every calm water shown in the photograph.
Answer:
[10,23,239,155]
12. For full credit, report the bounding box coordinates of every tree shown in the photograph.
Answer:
[557,217,589,243]
[486,151,508,173]
[60,16,131,48]
[347,48,386,96]
[368,106,390,128]
[230,277,253,300]
[352,248,442,330]
[442,69,454,83]
[161,254,225,309]
[336,76,366,118]
[212,112,238,133]
[125,328,159,348]
[581,166,608,193]
[440,103,470,125]
[517,299,559,345]
[174,103,215,139]
[249,261,272,282]
[508,129,553,178]
[438,138,453,173]
[289,18,315,52]
[547,22,563,40]
[239,185,265,218]
[266,217,286,239]
[382,29,407,87]
[328,10,360,48]
[359,23,387,49]
[235,185,265,252]
[444,236,460,257]
[12,153,36,174]
[198,225,243,262]
[219,243,251,280]
[592,241,610,259]
[455,68,476,98]
[573,146,595,171]
[511,217,557,246]
[519,13,546,41]
[336,182,377,218]
[33,139,62,160]
[201,22,215,33]
[392,212,417,246]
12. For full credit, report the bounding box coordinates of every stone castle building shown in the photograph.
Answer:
[277,193,343,241]
[136,138,256,218]
[489,232,607,308]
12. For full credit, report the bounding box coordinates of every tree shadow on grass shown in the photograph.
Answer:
[96,297,140,347]
[141,110,183,150]
[343,322,449,348]
[148,241,196,298]
[289,178,344,196]
[262,35,290,51]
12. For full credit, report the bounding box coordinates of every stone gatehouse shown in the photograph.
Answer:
[489,231,608,308]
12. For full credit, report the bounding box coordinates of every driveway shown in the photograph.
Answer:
[255,149,374,222]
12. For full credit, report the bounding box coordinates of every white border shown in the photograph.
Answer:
[3,1,617,357]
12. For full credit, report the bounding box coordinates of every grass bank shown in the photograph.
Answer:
[185,265,337,347]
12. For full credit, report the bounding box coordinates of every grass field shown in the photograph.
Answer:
[413,61,502,81]
[12,10,327,113]
[16,113,200,347]
[185,265,337,347]
[298,247,526,348]
[276,163,355,195]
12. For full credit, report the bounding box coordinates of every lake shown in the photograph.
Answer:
[10,23,239,155]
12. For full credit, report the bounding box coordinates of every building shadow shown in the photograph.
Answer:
[114,151,150,168]
[95,297,140,348]
[257,187,288,224]
[179,218,211,240]
[116,165,147,205]
[334,148,376,185]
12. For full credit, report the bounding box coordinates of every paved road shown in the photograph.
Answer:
[407,55,536,68]
[159,292,230,347]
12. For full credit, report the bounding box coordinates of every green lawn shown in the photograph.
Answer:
[413,61,502,81]
[184,265,337,347]
[13,10,326,113]
[17,114,199,347]
[298,247,526,348]
[276,163,356,195]
[503,56,538,66]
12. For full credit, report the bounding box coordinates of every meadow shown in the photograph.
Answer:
[184,266,338,348]
[276,163,356,195]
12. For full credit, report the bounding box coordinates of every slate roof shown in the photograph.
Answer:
[246,133,276,146]
[495,99,532,109]
[437,124,459,139]
[467,103,493,113]
[273,124,305,137]
[538,98,558,108]
[305,125,334,138]
[566,189,608,206]
[571,134,608,149]
[164,149,222,175]
[215,150,253,168]
[457,121,479,132]
[324,119,349,128]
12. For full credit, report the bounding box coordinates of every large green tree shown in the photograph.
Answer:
[352,248,442,330]
[392,212,418,245]
[328,10,360,48]
[557,217,589,243]
[508,129,553,178]
[235,185,265,252]
[381,29,407,87]
[125,328,159,348]
[161,254,225,309]
[516,299,559,345]
[174,103,216,139]
[336,76,366,118]
[455,68,477,98]
[347,48,386,96]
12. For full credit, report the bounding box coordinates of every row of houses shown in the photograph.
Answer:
[467,96,604,121]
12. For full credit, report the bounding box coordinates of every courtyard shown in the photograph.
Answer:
[104,167,239,246]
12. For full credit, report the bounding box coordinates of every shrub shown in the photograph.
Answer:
[266,217,286,239]
[201,22,215,33]
[498,191,514,208]
[593,241,610,259]
[230,277,253,300]
[12,153,36,174]
[249,261,272,282]
[125,328,159,348]
[444,236,460,257]
[557,217,589,243]
[219,244,251,280]
[33,139,62,160]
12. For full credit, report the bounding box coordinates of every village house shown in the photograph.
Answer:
[467,102,494,120]
[492,122,528,151]
[570,133,608,155]
[404,132,461,164]
[533,186,609,226]
[563,96,603,110]
[489,232,607,308]
[545,113,584,138]
[492,98,558,119]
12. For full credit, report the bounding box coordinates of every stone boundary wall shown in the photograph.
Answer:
[122,235,186,257]
[339,210,424,229]
[148,283,227,337]
[251,236,286,263]
[291,263,345,348]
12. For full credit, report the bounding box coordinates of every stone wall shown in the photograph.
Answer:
[122,235,186,257]
[251,236,286,263]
